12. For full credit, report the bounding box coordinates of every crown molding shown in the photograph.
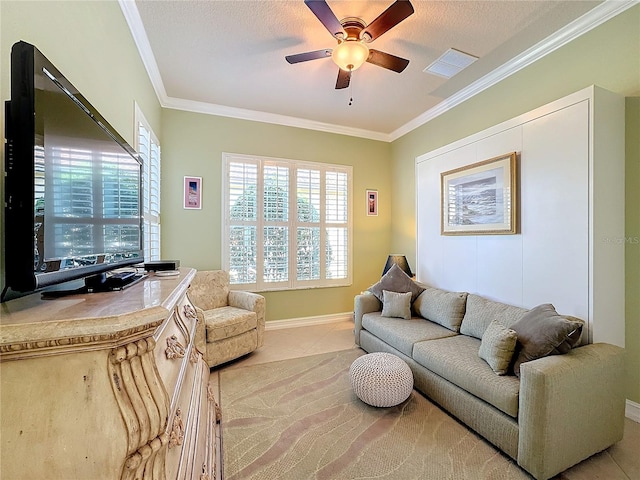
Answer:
[162,96,391,142]
[120,0,635,143]
[118,0,168,103]
[389,0,638,141]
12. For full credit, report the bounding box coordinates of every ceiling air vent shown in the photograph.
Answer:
[424,48,478,78]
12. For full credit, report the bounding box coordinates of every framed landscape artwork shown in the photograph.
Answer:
[441,152,517,235]
[184,176,202,209]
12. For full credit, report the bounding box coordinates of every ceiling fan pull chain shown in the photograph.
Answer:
[349,69,354,106]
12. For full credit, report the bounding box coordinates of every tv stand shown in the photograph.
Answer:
[0,268,218,480]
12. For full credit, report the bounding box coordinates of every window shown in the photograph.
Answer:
[135,105,161,262]
[223,153,352,291]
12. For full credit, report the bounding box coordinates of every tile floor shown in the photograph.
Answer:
[211,319,640,480]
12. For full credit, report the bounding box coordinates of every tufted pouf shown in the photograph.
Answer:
[349,352,414,407]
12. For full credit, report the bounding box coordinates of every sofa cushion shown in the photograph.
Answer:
[412,335,520,418]
[460,294,528,340]
[478,320,518,375]
[204,306,257,342]
[368,263,425,303]
[510,303,584,377]
[413,287,468,332]
[381,290,412,320]
[361,312,457,357]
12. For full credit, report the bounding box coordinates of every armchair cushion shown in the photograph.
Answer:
[203,306,257,342]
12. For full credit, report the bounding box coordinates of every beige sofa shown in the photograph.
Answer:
[187,270,265,368]
[354,285,626,480]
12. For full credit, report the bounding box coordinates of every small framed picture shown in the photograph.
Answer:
[366,189,378,216]
[183,176,202,209]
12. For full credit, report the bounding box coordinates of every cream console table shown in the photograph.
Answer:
[0,268,219,480]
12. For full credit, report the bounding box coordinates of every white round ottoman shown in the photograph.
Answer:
[349,352,413,407]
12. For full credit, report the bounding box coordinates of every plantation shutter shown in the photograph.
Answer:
[223,153,352,291]
[135,107,161,262]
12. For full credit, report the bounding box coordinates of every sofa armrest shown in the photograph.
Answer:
[517,343,625,480]
[229,291,266,347]
[354,294,382,345]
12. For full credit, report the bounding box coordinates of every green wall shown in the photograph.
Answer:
[390,5,640,403]
[0,1,161,145]
[161,109,392,321]
[0,0,162,293]
[626,97,640,405]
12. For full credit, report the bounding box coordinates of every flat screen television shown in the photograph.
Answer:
[3,41,143,297]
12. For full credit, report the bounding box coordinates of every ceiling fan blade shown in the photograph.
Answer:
[362,0,414,42]
[335,69,351,89]
[286,49,332,64]
[304,0,345,38]
[367,49,410,73]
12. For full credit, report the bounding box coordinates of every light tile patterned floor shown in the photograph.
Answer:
[211,319,639,480]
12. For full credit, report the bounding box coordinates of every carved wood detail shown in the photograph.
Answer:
[0,319,165,360]
[190,347,199,364]
[183,304,197,321]
[169,408,185,449]
[215,402,222,423]
[165,335,185,360]
[200,463,211,480]
[207,383,222,423]
[109,337,170,480]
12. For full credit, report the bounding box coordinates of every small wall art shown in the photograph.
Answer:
[441,152,517,235]
[183,176,202,209]
[366,189,378,216]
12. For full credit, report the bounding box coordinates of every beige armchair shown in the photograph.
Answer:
[187,270,265,368]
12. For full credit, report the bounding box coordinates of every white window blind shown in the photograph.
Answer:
[223,153,352,291]
[135,105,161,262]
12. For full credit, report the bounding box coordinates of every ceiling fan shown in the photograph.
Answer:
[285,0,414,89]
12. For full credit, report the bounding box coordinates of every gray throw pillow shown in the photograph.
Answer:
[510,304,584,377]
[478,320,518,375]
[368,263,425,303]
[381,290,412,320]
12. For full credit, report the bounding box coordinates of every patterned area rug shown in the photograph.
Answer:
[219,349,529,480]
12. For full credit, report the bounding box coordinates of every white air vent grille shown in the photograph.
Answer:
[424,48,478,79]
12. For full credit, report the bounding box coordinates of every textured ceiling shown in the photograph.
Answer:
[131,0,605,139]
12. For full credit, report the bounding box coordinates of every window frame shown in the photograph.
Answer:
[134,104,161,263]
[222,152,353,292]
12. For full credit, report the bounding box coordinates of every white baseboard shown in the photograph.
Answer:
[627,400,640,423]
[265,312,353,330]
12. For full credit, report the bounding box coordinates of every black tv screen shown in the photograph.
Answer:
[4,41,143,295]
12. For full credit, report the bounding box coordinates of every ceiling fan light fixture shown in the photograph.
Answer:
[331,40,369,71]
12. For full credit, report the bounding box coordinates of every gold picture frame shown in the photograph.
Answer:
[441,152,517,235]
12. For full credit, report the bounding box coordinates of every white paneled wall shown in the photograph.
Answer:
[416,86,624,346]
